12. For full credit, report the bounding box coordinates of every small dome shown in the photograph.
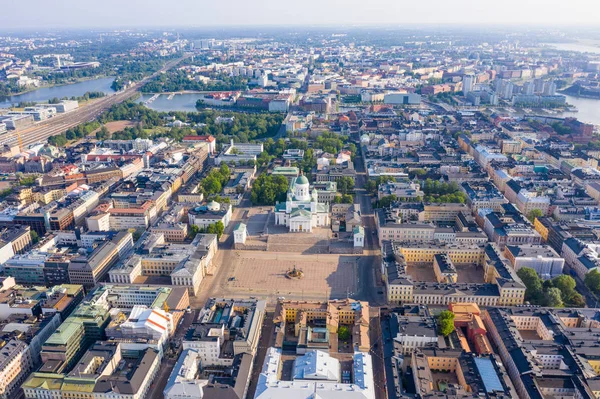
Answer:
[295,175,309,185]
[207,201,220,211]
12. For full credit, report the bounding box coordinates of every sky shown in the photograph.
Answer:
[1,0,600,30]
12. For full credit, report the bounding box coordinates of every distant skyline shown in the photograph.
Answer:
[1,0,600,30]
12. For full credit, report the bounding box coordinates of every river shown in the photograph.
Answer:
[0,76,115,108]
[139,93,202,112]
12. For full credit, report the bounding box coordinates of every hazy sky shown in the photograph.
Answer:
[2,0,599,30]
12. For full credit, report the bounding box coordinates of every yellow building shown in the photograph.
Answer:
[33,188,66,205]
[385,242,525,307]
[396,242,486,265]
[533,217,549,242]
[274,299,370,353]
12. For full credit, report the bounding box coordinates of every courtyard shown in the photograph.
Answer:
[431,371,460,392]
[406,263,486,283]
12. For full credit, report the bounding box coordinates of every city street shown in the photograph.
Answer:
[246,311,275,399]
[145,309,197,399]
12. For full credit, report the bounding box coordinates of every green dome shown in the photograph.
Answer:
[295,175,309,185]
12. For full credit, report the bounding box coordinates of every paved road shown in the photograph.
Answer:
[381,311,400,399]
[370,310,389,399]
[353,145,385,305]
[1,55,189,148]
[354,145,388,399]
[246,310,275,399]
[272,114,289,139]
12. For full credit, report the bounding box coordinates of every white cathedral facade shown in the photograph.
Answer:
[274,174,330,232]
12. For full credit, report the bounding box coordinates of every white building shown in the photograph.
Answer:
[274,175,330,233]
[360,91,385,102]
[70,190,100,224]
[233,223,247,245]
[87,212,111,232]
[188,201,232,229]
[163,349,208,399]
[0,240,15,272]
[354,226,365,248]
[505,245,564,280]
[215,140,263,165]
[293,350,340,381]
[255,348,375,399]
[116,305,173,347]
[463,75,475,94]
[268,97,290,112]
[516,190,550,217]
[561,238,600,281]
[0,340,33,398]
[393,316,438,355]
[182,324,226,366]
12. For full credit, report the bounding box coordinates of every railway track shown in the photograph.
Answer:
[0,55,189,148]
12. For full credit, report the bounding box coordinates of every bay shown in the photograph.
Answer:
[562,95,600,127]
[0,76,116,108]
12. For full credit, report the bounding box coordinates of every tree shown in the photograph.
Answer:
[517,267,543,303]
[341,194,354,204]
[215,221,225,238]
[348,143,357,160]
[219,163,231,179]
[437,310,455,337]
[411,168,427,178]
[528,209,544,223]
[251,175,289,205]
[189,224,200,239]
[378,195,397,208]
[96,126,110,141]
[364,180,377,195]
[30,230,40,244]
[546,287,564,307]
[552,275,576,297]
[19,176,37,187]
[257,151,274,167]
[585,269,600,295]
[566,292,586,308]
[48,134,68,147]
[202,176,222,196]
[0,188,12,199]
[338,326,351,341]
[337,177,355,195]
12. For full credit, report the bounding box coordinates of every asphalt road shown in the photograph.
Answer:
[353,145,385,305]
[246,310,276,399]
[354,145,388,399]
[381,311,402,399]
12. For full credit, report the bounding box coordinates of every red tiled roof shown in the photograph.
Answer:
[183,135,215,142]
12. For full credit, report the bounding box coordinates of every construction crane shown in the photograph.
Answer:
[16,131,23,152]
